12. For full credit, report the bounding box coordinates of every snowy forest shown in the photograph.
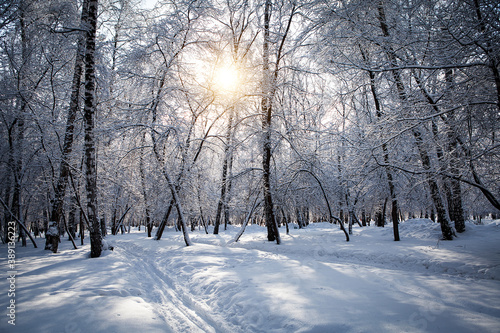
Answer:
[0,0,500,332]
[1,0,498,254]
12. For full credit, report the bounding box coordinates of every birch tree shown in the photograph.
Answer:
[260,0,296,243]
[45,0,89,253]
[83,0,103,257]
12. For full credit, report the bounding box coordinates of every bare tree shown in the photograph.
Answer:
[260,0,296,243]
[45,0,89,253]
[83,0,103,257]
[376,0,453,239]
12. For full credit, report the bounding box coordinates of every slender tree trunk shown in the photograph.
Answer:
[67,194,77,240]
[214,109,234,234]
[361,45,400,240]
[139,133,152,237]
[11,0,31,248]
[45,0,89,252]
[224,144,234,231]
[261,0,280,244]
[413,129,454,239]
[155,200,173,240]
[433,118,465,233]
[80,209,84,245]
[111,206,118,235]
[83,0,102,258]
[444,69,465,233]
[157,162,192,246]
[149,70,191,245]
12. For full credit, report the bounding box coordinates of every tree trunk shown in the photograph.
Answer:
[83,0,102,258]
[224,146,234,231]
[361,45,400,240]
[10,0,31,248]
[80,208,85,245]
[67,194,77,240]
[413,129,454,240]
[161,167,192,246]
[150,124,191,245]
[139,133,153,237]
[444,69,465,233]
[155,200,173,240]
[45,0,89,253]
[261,0,280,244]
[214,109,234,234]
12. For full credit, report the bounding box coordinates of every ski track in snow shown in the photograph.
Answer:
[116,241,220,333]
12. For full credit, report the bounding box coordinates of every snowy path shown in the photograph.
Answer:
[1,219,499,332]
[116,241,220,332]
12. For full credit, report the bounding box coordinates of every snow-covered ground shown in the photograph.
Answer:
[1,219,500,332]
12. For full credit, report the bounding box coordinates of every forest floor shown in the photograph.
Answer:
[1,218,500,333]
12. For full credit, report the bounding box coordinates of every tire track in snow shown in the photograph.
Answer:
[116,241,218,333]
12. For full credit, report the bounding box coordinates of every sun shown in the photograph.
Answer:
[213,63,240,96]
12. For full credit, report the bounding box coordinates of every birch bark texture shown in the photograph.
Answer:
[82,0,103,257]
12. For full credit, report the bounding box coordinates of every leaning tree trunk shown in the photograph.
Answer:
[413,129,454,240]
[377,0,452,239]
[83,0,102,258]
[157,162,192,246]
[149,94,191,245]
[413,68,466,234]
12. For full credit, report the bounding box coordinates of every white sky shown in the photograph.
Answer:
[141,0,157,9]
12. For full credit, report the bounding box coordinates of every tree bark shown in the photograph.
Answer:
[444,69,466,232]
[11,0,31,248]
[67,194,77,240]
[83,0,102,258]
[261,0,281,244]
[139,133,153,237]
[45,0,89,253]
[155,200,173,240]
[214,109,234,234]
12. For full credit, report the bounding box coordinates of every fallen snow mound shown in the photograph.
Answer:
[394,218,443,239]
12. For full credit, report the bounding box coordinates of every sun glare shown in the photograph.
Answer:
[214,64,240,96]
